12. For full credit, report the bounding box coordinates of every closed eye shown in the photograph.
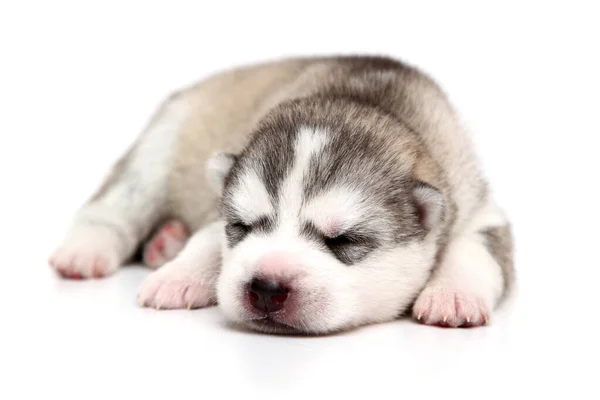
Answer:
[225,216,274,247]
[323,232,377,265]
[225,221,252,247]
[230,221,251,234]
[300,222,378,265]
[324,234,355,249]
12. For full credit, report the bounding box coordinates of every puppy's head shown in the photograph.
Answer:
[208,100,445,334]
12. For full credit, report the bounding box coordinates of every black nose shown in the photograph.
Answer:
[248,278,289,313]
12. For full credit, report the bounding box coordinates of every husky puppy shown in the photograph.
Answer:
[49,56,514,334]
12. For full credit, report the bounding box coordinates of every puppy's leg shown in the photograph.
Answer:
[137,221,222,310]
[49,94,189,279]
[412,200,514,327]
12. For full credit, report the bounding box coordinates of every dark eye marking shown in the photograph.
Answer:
[324,232,378,264]
[324,233,357,249]
[225,221,250,247]
[225,216,274,247]
[300,222,378,265]
[230,221,251,234]
[253,215,274,233]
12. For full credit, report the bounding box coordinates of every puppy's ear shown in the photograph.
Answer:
[206,152,237,195]
[412,181,445,232]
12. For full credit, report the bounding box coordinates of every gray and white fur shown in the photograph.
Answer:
[49,55,514,334]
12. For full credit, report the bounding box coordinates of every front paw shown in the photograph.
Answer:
[137,264,216,310]
[412,287,490,328]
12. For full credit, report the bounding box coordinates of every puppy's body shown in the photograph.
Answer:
[50,56,513,333]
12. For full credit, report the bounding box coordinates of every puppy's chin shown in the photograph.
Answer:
[245,317,304,335]
[244,316,349,336]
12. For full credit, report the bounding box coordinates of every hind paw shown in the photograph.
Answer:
[49,226,120,279]
[143,220,189,269]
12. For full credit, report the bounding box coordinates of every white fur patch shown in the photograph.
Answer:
[303,186,371,236]
[430,233,504,306]
[230,170,273,223]
[278,126,329,234]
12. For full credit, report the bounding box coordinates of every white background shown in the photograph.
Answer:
[1,1,599,399]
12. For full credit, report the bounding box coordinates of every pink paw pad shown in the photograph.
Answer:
[143,220,189,269]
[412,289,489,328]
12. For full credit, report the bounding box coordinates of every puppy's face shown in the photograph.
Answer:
[209,117,444,334]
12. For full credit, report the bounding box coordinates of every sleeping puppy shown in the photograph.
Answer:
[49,55,514,334]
